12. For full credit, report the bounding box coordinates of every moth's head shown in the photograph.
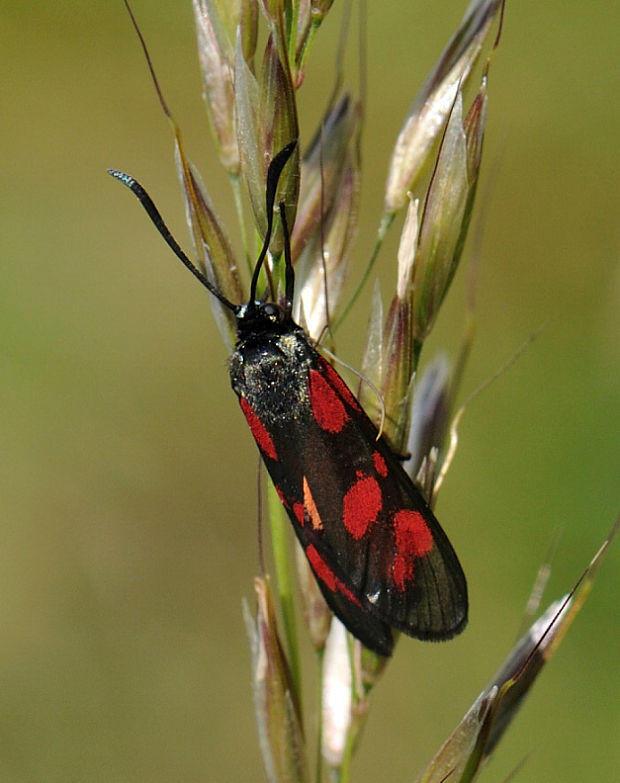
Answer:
[235,300,293,341]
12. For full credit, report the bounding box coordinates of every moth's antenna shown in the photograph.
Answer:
[249,140,298,303]
[279,200,295,319]
[108,169,238,312]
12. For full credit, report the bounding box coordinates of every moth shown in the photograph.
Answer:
[109,141,467,655]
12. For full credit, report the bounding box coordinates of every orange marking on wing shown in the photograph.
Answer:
[303,476,323,530]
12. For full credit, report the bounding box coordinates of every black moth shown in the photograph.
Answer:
[109,140,467,656]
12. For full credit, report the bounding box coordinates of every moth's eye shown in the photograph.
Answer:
[262,303,283,322]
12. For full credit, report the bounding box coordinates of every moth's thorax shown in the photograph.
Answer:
[230,305,316,424]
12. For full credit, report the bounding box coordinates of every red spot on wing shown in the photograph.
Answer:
[342,473,382,539]
[293,502,304,525]
[318,358,361,412]
[306,544,361,606]
[392,510,434,591]
[239,397,278,461]
[373,451,388,477]
[308,369,349,433]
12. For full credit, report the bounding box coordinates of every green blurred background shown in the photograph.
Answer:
[2,1,618,781]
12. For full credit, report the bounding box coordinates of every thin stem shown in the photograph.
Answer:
[229,171,251,276]
[315,647,325,783]
[334,210,395,331]
[287,0,299,73]
[267,481,302,697]
[412,337,424,376]
[296,18,321,76]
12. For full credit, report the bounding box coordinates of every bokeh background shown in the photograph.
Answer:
[2,1,618,781]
